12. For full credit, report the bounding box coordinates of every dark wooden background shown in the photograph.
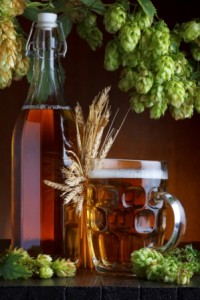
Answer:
[0,0,200,245]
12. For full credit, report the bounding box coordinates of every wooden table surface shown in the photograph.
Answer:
[0,268,200,300]
[1,240,200,300]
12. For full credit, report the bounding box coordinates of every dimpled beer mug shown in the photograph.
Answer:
[87,159,186,275]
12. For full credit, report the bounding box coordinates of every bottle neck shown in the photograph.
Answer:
[24,27,68,108]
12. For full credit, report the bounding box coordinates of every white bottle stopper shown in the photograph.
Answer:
[37,13,57,28]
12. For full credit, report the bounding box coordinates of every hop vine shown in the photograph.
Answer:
[1,0,200,120]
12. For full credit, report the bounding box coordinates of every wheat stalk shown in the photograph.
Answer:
[44,86,129,215]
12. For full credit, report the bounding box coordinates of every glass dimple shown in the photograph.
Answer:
[135,209,155,233]
[108,209,133,232]
[122,186,145,208]
[98,185,119,207]
[148,187,164,209]
[90,207,107,232]
[99,232,119,263]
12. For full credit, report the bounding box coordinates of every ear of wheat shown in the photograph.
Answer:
[44,86,129,216]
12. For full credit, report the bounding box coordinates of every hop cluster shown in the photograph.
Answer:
[0,1,29,89]
[0,0,26,18]
[34,254,76,279]
[76,12,103,50]
[0,247,76,280]
[131,245,200,285]
[103,3,200,119]
[65,0,85,23]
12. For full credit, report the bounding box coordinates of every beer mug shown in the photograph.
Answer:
[87,159,186,275]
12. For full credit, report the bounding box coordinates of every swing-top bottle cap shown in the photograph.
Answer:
[37,13,57,28]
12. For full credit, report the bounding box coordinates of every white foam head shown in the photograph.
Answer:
[89,169,168,179]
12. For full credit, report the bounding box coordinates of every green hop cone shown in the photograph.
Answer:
[160,258,178,283]
[194,86,200,113]
[191,44,200,61]
[76,13,103,50]
[13,36,29,81]
[0,18,17,88]
[181,20,200,42]
[118,67,137,92]
[155,55,175,84]
[173,52,189,76]
[184,80,196,97]
[169,30,181,54]
[87,27,103,51]
[65,0,85,23]
[104,39,121,71]
[177,263,194,285]
[150,83,166,102]
[130,93,146,114]
[0,0,26,18]
[119,23,141,52]
[122,47,140,68]
[130,248,164,277]
[138,27,153,51]
[39,266,54,279]
[195,35,200,47]
[0,69,12,89]
[170,101,194,120]
[166,79,186,108]
[134,9,153,30]
[150,100,168,119]
[11,247,31,261]
[104,4,127,33]
[135,69,154,94]
[36,254,52,267]
[151,21,170,57]
[146,263,163,281]
[51,259,76,278]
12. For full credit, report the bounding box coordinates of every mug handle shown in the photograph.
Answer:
[156,192,186,253]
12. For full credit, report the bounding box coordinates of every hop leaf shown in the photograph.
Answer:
[0,253,33,280]
[137,0,157,19]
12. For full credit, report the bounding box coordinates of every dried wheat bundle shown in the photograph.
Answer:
[45,86,129,215]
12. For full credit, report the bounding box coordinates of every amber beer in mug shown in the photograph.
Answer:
[87,159,186,275]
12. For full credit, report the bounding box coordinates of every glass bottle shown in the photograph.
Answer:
[11,13,77,257]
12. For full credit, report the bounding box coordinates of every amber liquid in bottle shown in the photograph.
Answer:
[12,106,77,256]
